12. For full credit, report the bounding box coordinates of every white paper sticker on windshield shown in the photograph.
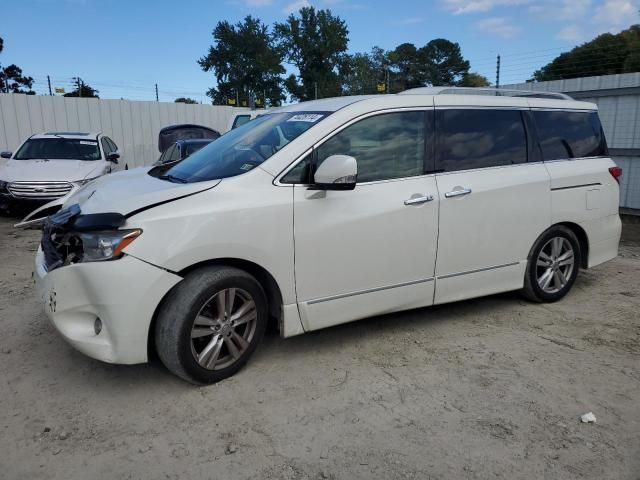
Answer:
[287,114,324,123]
[79,141,97,145]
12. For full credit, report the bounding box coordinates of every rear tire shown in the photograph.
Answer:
[155,266,267,385]
[522,225,581,303]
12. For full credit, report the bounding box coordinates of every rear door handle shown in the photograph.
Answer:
[404,194,434,206]
[444,188,472,198]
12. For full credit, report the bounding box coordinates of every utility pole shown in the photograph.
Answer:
[47,76,52,95]
[495,55,501,90]
[155,83,159,102]
[235,89,239,107]
[386,68,390,94]
[314,81,318,100]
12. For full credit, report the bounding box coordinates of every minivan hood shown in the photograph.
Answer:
[0,159,105,182]
[63,167,220,216]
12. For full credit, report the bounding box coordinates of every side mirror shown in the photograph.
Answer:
[1,151,12,159]
[313,155,357,191]
[107,152,120,164]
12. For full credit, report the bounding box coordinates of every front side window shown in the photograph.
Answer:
[160,112,328,183]
[533,110,607,160]
[14,138,101,161]
[232,115,251,129]
[436,109,527,172]
[316,111,426,183]
[101,138,112,157]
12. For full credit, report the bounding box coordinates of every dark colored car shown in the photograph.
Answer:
[154,139,215,166]
[158,124,220,153]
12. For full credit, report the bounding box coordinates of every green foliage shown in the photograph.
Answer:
[341,47,388,95]
[458,72,491,87]
[274,7,349,101]
[0,36,35,94]
[423,39,470,86]
[64,78,99,98]
[533,24,640,81]
[199,16,285,107]
[175,97,198,104]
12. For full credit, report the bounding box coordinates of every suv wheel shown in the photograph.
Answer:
[522,225,581,303]
[155,266,267,384]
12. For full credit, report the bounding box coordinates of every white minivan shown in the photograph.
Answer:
[34,88,622,384]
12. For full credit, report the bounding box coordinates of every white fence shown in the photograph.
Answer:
[0,94,250,168]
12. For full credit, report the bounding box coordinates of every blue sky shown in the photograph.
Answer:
[1,0,638,102]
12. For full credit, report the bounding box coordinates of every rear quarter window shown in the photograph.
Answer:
[533,110,607,160]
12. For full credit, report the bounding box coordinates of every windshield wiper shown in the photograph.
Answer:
[159,174,187,183]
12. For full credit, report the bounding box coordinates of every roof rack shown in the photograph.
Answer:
[399,86,573,100]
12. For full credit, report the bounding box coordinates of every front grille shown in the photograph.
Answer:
[8,181,73,199]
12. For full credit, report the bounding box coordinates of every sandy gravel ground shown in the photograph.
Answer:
[0,215,638,480]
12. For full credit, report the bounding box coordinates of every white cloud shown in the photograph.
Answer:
[284,0,311,13]
[593,0,639,30]
[442,0,531,14]
[476,16,520,37]
[528,0,592,20]
[556,25,585,41]
[244,0,274,5]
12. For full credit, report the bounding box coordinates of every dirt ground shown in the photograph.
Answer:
[0,215,638,480]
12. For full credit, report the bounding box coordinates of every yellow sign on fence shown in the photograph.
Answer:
[55,87,65,94]
[376,83,386,93]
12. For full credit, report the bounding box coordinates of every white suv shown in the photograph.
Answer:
[0,132,123,218]
[33,88,622,384]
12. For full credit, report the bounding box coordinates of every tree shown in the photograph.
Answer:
[63,78,99,98]
[533,24,640,81]
[199,16,285,107]
[0,36,35,94]
[422,39,470,86]
[388,43,428,91]
[275,6,349,101]
[341,47,389,95]
[175,97,198,104]
[457,72,490,87]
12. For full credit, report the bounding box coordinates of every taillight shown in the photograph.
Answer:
[609,166,622,184]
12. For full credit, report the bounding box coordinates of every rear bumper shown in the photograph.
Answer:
[34,248,182,364]
[585,214,622,268]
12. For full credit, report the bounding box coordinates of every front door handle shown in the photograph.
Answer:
[444,188,472,198]
[404,194,434,206]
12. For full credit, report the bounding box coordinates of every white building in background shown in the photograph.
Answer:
[504,72,640,214]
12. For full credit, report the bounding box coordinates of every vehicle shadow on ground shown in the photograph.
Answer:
[30,287,531,390]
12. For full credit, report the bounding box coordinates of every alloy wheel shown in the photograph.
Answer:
[535,236,575,294]
[190,288,257,370]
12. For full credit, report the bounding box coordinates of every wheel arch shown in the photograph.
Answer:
[555,222,589,269]
[529,221,589,269]
[147,258,284,360]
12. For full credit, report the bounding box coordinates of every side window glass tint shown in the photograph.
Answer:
[316,111,425,183]
[533,111,607,160]
[281,152,312,184]
[107,138,118,152]
[436,109,527,172]
[170,144,181,161]
[233,115,251,129]
[101,138,111,156]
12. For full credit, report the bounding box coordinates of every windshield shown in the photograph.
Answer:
[184,142,211,157]
[14,138,101,161]
[159,112,328,183]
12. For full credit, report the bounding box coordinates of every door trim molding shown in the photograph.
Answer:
[437,262,520,280]
[306,277,434,305]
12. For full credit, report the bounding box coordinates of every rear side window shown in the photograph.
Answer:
[533,110,607,160]
[436,109,527,172]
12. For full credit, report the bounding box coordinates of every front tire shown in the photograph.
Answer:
[155,266,267,385]
[522,226,581,303]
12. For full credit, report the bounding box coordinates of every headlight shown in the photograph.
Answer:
[77,229,142,262]
[75,176,100,187]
